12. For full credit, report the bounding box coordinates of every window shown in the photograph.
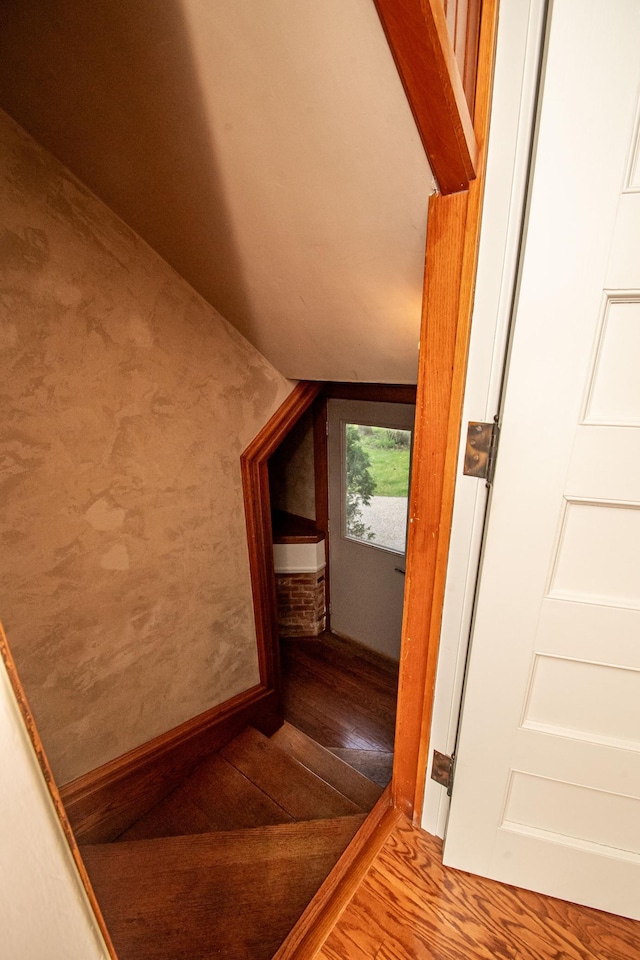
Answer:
[344,423,411,554]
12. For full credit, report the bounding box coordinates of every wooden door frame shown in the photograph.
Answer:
[241,381,417,678]
[241,381,324,699]
[372,0,480,193]
[392,0,499,820]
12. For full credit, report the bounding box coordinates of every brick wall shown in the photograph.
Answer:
[275,570,326,637]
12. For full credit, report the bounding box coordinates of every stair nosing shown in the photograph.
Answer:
[271,722,383,808]
[220,726,364,820]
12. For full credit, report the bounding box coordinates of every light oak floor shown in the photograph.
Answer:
[313,815,640,960]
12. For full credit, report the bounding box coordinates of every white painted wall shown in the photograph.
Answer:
[273,540,326,575]
[0,656,108,960]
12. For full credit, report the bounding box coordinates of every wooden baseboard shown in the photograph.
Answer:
[61,685,280,844]
[272,786,401,959]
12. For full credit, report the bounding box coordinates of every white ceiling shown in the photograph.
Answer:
[0,0,434,382]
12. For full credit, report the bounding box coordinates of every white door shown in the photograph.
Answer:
[422,0,546,838]
[328,399,415,660]
[444,0,640,920]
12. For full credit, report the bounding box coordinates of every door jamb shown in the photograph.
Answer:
[241,381,323,698]
[392,0,499,821]
[241,381,418,685]
[422,0,548,837]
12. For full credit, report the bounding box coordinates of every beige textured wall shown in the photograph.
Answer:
[269,410,316,521]
[0,111,292,784]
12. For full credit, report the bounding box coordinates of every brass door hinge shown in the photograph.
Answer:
[463,417,500,485]
[431,750,455,796]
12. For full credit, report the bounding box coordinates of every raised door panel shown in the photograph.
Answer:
[444,0,640,920]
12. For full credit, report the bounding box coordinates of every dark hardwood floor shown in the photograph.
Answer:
[280,632,399,787]
[83,816,365,960]
[82,723,376,960]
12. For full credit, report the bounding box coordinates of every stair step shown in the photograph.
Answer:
[117,753,293,841]
[220,726,363,820]
[329,747,394,789]
[82,816,365,960]
[271,721,383,811]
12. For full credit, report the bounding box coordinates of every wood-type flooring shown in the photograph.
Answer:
[79,634,638,960]
[312,814,640,960]
[81,724,376,960]
[280,632,399,787]
[114,725,377,843]
[84,816,365,960]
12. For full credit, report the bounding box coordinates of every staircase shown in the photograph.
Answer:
[80,723,382,960]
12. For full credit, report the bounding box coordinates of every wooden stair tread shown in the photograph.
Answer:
[220,726,363,820]
[117,753,293,841]
[82,816,365,960]
[271,722,382,811]
[329,748,394,789]
[116,793,214,842]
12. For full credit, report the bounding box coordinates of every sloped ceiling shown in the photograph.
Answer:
[0,0,434,382]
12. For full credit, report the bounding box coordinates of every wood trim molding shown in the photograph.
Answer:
[392,0,499,821]
[323,382,417,405]
[61,685,280,844]
[243,382,324,463]
[0,622,118,959]
[241,381,323,692]
[243,375,418,750]
[445,0,483,114]
[312,397,330,625]
[462,0,482,116]
[313,398,329,538]
[272,786,400,960]
[272,510,324,544]
[372,0,478,194]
